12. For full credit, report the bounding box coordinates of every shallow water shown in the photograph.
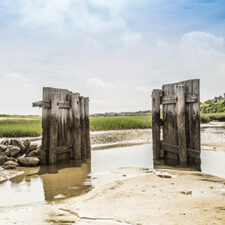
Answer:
[1,143,225,208]
[0,122,225,208]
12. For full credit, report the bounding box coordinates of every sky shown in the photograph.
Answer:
[0,0,225,114]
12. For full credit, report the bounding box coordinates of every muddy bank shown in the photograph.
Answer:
[91,129,152,149]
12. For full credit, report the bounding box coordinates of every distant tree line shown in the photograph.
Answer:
[201,99,225,113]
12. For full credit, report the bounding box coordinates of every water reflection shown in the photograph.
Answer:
[0,161,91,207]
[1,140,225,207]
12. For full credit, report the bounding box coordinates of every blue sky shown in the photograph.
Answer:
[0,0,225,114]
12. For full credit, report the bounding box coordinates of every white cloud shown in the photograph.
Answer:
[4,72,29,84]
[181,31,225,54]
[86,78,114,89]
[121,32,142,45]
[135,86,149,93]
[0,72,41,114]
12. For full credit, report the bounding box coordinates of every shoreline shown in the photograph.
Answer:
[1,167,225,224]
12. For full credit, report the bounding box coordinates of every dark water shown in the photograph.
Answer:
[0,144,225,207]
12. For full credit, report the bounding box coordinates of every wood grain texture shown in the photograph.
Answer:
[159,79,200,164]
[152,89,161,160]
[84,97,91,159]
[34,87,90,165]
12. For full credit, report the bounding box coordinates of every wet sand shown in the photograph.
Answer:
[1,167,225,225]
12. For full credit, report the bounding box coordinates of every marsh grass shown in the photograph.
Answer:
[0,119,42,137]
[200,113,225,122]
[0,113,224,137]
[90,116,152,131]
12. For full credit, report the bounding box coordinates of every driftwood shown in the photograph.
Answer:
[33,87,91,165]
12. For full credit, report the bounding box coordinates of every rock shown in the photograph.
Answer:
[158,174,173,178]
[0,151,7,157]
[1,139,9,146]
[0,144,8,152]
[3,160,18,167]
[0,155,6,165]
[4,165,17,170]
[17,157,40,167]
[23,139,31,149]
[5,148,10,157]
[181,191,192,196]
[9,146,21,157]
[29,144,38,151]
[5,156,16,162]
[28,148,40,158]
[10,139,25,152]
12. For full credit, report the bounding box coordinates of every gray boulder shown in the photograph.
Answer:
[0,155,6,165]
[0,144,8,152]
[4,165,17,170]
[5,156,16,162]
[28,149,40,158]
[23,139,31,149]
[9,146,21,157]
[10,139,25,152]
[3,160,18,167]
[18,157,40,167]
[5,148,10,157]
[29,144,38,151]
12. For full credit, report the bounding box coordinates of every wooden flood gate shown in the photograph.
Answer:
[152,79,200,165]
[33,87,91,165]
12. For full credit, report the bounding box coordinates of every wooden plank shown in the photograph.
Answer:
[80,96,87,162]
[152,89,161,160]
[160,141,179,154]
[162,83,178,161]
[57,101,71,109]
[176,85,187,163]
[187,148,200,155]
[33,100,51,108]
[40,88,51,164]
[56,146,72,155]
[162,95,198,105]
[56,145,72,152]
[71,93,81,162]
[84,97,91,159]
[49,93,58,164]
[186,79,201,164]
[187,151,200,160]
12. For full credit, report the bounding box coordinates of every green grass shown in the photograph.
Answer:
[200,114,210,123]
[0,119,42,137]
[90,116,152,131]
[200,113,225,122]
[0,112,224,137]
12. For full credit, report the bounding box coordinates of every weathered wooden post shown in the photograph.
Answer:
[176,85,187,163]
[80,96,87,162]
[152,89,161,160]
[33,87,91,165]
[84,97,91,159]
[40,88,51,164]
[152,79,200,166]
[71,93,81,163]
[49,94,58,164]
